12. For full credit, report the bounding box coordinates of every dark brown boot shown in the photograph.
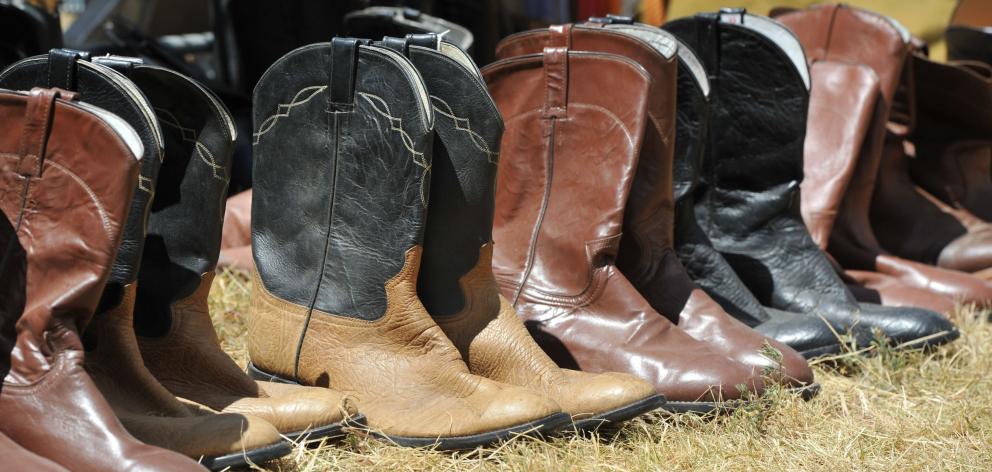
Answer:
[484,32,764,413]
[0,87,204,471]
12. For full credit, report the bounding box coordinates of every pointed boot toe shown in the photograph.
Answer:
[857,303,960,349]
[937,229,992,273]
[756,309,851,358]
[555,370,664,427]
[661,352,766,413]
[247,381,361,439]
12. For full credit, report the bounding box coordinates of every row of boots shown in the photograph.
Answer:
[0,51,358,470]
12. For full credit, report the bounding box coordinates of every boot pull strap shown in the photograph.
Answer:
[46,48,89,90]
[405,33,439,49]
[379,36,410,56]
[542,46,568,119]
[330,37,364,110]
[695,13,721,81]
[548,24,571,49]
[809,4,841,63]
[91,55,144,77]
[17,88,76,178]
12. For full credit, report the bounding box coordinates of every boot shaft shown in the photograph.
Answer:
[376,34,505,317]
[252,38,434,321]
[665,10,810,235]
[124,64,236,336]
[482,45,650,302]
[0,88,139,376]
[0,50,165,311]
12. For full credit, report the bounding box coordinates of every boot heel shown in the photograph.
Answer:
[247,363,299,385]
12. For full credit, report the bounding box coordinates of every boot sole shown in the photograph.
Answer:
[568,394,666,431]
[660,399,748,415]
[200,441,292,470]
[286,414,368,444]
[248,362,573,449]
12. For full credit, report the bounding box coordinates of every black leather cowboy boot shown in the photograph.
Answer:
[0,51,290,469]
[378,33,664,429]
[247,37,565,449]
[657,33,870,358]
[99,60,360,444]
[664,10,958,350]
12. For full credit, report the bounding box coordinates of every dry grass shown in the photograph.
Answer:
[209,268,992,471]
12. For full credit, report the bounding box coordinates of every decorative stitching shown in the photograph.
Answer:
[138,175,153,194]
[253,86,328,145]
[357,92,431,206]
[429,95,499,164]
[154,108,228,182]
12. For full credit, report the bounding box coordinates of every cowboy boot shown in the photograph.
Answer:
[563,19,816,389]
[495,21,809,392]
[483,39,764,413]
[102,62,361,443]
[665,36,867,357]
[665,10,958,350]
[776,5,992,275]
[774,4,992,306]
[375,34,664,429]
[909,56,992,222]
[247,38,565,449]
[0,87,204,471]
[344,6,474,52]
[0,51,290,469]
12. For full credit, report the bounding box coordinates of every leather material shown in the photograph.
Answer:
[0,88,204,471]
[0,432,68,471]
[138,274,358,435]
[218,189,253,271]
[128,64,235,336]
[0,51,165,309]
[775,5,992,306]
[343,6,474,52]
[401,37,660,419]
[665,12,959,348]
[85,284,284,458]
[909,56,992,222]
[662,39,854,355]
[126,67,357,437]
[249,249,561,438]
[483,46,764,402]
[250,41,563,441]
[845,270,956,313]
[252,42,434,322]
[497,23,812,386]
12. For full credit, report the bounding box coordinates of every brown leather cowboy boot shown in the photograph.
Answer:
[371,34,664,429]
[909,56,992,222]
[775,4,992,301]
[247,38,566,449]
[483,38,764,413]
[0,87,204,471]
[0,51,290,469]
[495,23,814,392]
[117,63,360,443]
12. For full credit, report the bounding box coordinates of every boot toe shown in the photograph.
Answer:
[857,303,960,348]
[234,381,357,434]
[662,352,765,403]
[937,230,992,273]
[476,383,562,427]
[556,370,658,418]
[756,309,848,357]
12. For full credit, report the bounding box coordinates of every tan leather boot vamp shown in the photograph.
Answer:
[85,285,284,459]
[433,244,660,421]
[137,273,359,438]
[248,247,562,440]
